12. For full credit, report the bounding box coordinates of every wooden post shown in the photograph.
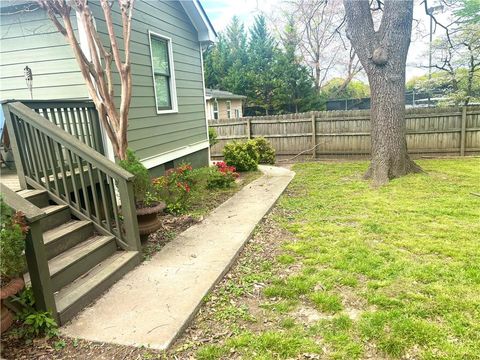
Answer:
[25,221,58,321]
[2,103,27,189]
[311,112,317,158]
[460,106,467,156]
[246,118,251,139]
[117,179,141,252]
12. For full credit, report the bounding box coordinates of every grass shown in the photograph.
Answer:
[182,158,480,360]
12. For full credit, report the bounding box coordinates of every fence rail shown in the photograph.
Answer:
[209,106,480,158]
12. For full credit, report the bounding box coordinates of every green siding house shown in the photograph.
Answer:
[0,0,216,175]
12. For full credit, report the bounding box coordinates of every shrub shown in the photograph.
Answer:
[12,287,58,338]
[251,137,276,164]
[223,141,259,171]
[208,127,218,147]
[119,149,153,205]
[0,197,27,280]
[153,163,195,214]
[207,162,239,189]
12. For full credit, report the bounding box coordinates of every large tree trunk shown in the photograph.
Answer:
[344,0,422,185]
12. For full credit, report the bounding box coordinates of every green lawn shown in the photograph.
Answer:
[175,158,480,360]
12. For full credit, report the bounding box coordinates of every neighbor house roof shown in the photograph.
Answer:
[0,0,217,43]
[205,89,247,100]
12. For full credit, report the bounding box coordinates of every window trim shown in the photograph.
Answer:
[226,100,231,119]
[212,99,219,120]
[148,30,178,114]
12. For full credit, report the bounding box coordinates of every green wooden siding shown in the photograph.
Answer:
[0,8,88,100]
[0,0,208,164]
[89,0,209,160]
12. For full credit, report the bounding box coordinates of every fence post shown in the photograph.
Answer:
[246,118,251,139]
[311,112,317,158]
[460,106,467,156]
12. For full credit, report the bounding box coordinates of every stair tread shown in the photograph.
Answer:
[55,251,138,314]
[48,235,115,277]
[44,220,92,245]
[43,204,69,214]
[17,189,47,198]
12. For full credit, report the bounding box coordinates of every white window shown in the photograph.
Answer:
[226,100,231,119]
[149,31,177,113]
[235,109,240,118]
[213,100,219,120]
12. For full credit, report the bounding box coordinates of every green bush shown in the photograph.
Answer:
[208,127,218,147]
[12,287,58,338]
[251,137,276,164]
[0,197,27,280]
[119,149,153,205]
[223,141,259,172]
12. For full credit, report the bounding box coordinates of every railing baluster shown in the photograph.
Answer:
[87,163,101,223]
[88,107,105,155]
[55,142,71,204]
[107,176,121,239]
[75,153,91,217]
[97,169,113,232]
[74,108,86,144]
[37,131,51,190]
[45,137,60,197]
[24,124,42,183]
[81,107,93,148]
[66,149,81,211]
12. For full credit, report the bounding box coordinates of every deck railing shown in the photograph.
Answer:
[0,183,57,320]
[21,100,105,155]
[3,102,140,252]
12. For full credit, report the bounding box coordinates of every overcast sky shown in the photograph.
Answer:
[201,0,451,81]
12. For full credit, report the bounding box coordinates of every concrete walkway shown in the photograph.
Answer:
[61,165,295,350]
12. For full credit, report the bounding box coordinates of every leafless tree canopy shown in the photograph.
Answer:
[37,0,135,160]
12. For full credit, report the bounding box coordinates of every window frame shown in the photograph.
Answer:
[226,100,231,119]
[234,108,240,118]
[148,30,178,114]
[212,99,219,120]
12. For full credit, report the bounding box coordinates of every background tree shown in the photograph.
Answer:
[38,0,134,160]
[246,15,278,115]
[344,0,422,185]
[273,19,317,113]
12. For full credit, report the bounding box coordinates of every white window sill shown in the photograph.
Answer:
[156,108,178,115]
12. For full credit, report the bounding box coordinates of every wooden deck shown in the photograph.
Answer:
[0,167,21,192]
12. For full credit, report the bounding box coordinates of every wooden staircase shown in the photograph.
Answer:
[2,101,142,325]
[19,189,139,324]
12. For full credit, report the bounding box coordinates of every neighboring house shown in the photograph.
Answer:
[0,0,217,326]
[0,0,216,176]
[205,88,246,120]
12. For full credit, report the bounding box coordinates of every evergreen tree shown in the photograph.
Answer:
[223,16,249,95]
[273,19,316,113]
[247,15,277,115]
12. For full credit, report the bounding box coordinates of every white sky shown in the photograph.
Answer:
[201,0,451,81]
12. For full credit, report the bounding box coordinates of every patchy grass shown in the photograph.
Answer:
[171,158,480,360]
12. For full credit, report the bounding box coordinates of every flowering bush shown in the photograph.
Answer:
[152,163,195,214]
[207,162,239,189]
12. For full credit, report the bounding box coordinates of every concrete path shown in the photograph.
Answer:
[61,165,295,350]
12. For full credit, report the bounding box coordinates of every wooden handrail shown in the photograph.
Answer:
[0,184,45,222]
[8,102,133,181]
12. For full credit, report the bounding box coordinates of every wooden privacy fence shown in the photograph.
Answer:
[209,106,480,158]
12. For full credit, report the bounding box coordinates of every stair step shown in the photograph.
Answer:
[41,205,71,231]
[44,220,94,260]
[17,189,49,208]
[55,251,140,324]
[49,235,117,292]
